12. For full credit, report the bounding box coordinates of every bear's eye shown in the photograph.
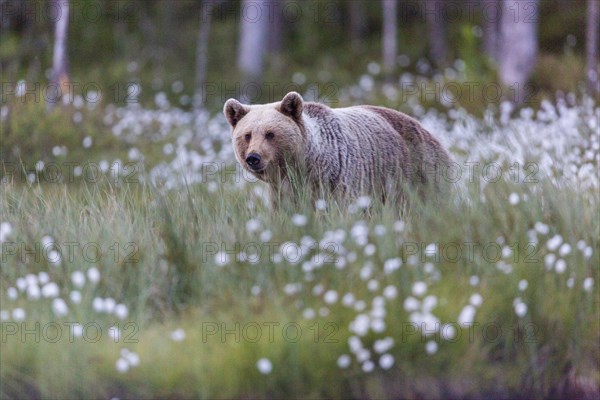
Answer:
[265,131,274,140]
[244,133,251,142]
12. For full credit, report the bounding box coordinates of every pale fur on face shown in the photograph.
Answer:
[224,94,306,182]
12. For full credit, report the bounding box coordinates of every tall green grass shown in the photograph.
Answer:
[1,168,598,398]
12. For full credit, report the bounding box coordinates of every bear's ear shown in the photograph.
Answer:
[279,92,304,121]
[223,99,249,128]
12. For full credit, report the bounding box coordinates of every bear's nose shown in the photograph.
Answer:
[246,153,262,169]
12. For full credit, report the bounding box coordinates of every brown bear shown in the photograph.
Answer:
[224,92,451,207]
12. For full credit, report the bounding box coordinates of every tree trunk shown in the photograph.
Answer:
[49,0,69,108]
[267,0,284,54]
[349,0,367,53]
[382,0,397,74]
[424,0,447,68]
[238,0,269,96]
[498,0,539,103]
[194,0,217,112]
[586,0,600,94]
[482,0,500,62]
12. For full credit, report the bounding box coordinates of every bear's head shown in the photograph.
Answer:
[223,92,306,182]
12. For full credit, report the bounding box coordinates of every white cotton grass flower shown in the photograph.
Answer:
[383,285,398,299]
[25,273,38,287]
[52,298,69,316]
[354,300,366,312]
[259,230,272,242]
[47,250,62,266]
[440,324,457,340]
[0,222,12,242]
[362,360,375,373]
[342,293,355,307]
[103,298,116,313]
[383,258,402,274]
[87,267,100,283]
[337,354,351,369]
[458,305,476,327]
[41,282,60,298]
[508,192,520,205]
[370,318,386,333]
[425,340,438,355]
[558,243,572,256]
[367,279,379,292]
[121,349,140,367]
[469,275,480,286]
[71,271,86,288]
[41,235,54,247]
[115,358,129,373]
[379,354,394,370]
[92,297,104,312]
[514,299,528,317]
[283,283,302,296]
[393,220,405,232]
[356,349,371,363]
[583,277,594,292]
[12,308,26,321]
[534,222,549,235]
[323,290,338,304]
[374,225,386,236]
[403,296,420,312]
[27,284,41,300]
[518,280,528,291]
[170,328,186,342]
[302,308,316,320]
[315,199,327,210]
[412,281,427,297]
[37,272,50,284]
[256,358,272,374]
[114,304,129,320]
[364,243,376,256]
[70,290,82,304]
[546,235,563,251]
[555,259,567,274]
[422,295,438,312]
[544,253,557,270]
[469,293,483,307]
[424,243,438,257]
[348,335,362,352]
[360,264,373,280]
[108,327,121,341]
[7,287,18,300]
[349,314,370,337]
[356,196,372,209]
[373,337,395,354]
[246,218,261,233]
[291,214,308,226]
[214,251,231,267]
[16,278,27,291]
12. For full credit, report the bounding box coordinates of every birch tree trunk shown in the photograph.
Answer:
[382,0,397,74]
[49,0,69,108]
[194,0,216,112]
[482,0,500,62]
[238,0,269,96]
[498,0,539,103]
[425,0,447,68]
[586,0,599,94]
[349,0,367,53]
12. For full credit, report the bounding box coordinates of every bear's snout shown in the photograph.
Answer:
[245,153,262,170]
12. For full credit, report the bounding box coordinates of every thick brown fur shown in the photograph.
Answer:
[224,92,452,207]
